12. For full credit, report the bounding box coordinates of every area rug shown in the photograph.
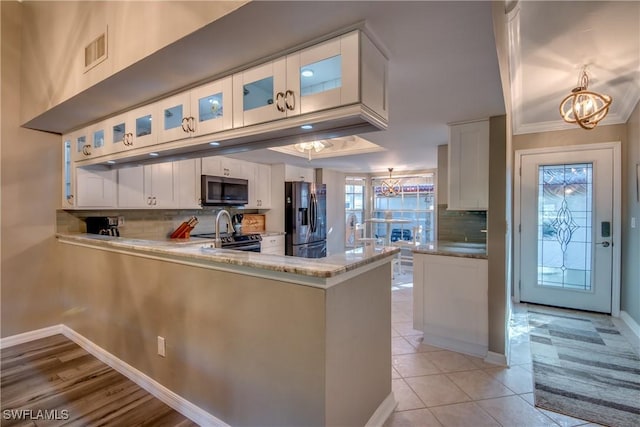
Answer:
[528,306,640,427]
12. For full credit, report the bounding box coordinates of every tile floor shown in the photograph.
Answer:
[383,268,603,427]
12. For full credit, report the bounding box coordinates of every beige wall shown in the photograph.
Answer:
[487,115,507,354]
[1,1,63,337]
[622,102,640,324]
[20,1,246,125]
[61,242,391,426]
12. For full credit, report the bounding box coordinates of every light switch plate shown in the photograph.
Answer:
[632,217,636,229]
[157,336,166,357]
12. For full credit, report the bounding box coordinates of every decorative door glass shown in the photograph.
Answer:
[300,55,342,96]
[537,163,593,290]
[243,76,274,111]
[198,93,223,122]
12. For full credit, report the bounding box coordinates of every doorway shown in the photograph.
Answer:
[514,143,621,315]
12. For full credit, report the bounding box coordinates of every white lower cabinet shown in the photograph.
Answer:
[118,163,179,208]
[247,163,272,209]
[413,253,488,357]
[260,234,285,255]
[76,167,117,208]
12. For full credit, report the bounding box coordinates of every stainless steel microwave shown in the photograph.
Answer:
[201,175,248,206]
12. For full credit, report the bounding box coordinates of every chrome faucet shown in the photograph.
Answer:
[214,209,232,248]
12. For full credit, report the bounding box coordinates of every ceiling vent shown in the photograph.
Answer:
[84,29,107,73]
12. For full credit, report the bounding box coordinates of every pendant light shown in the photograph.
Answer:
[559,68,612,130]
[381,168,401,197]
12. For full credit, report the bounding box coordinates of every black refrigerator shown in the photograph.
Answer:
[285,181,327,258]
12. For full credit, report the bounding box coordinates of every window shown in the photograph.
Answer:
[345,177,366,247]
[371,173,435,244]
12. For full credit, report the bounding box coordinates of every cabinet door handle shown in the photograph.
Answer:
[181,117,190,133]
[285,90,295,111]
[153,196,157,206]
[125,133,134,146]
[147,196,152,205]
[275,91,285,112]
[82,144,92,155]
[188,116,196,133]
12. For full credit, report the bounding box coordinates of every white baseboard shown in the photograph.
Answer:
[59,326,228,427]
[619,311,640,340]
[423,333,488,358]
[0,324,64,349]
[484,351,508,366]
[2,325,226,426]
[365,392,397,427]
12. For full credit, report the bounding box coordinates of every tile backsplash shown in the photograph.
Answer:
[437,205,487,243]
[57,208,259,240]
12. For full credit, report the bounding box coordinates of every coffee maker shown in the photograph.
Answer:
[86,216,120,236]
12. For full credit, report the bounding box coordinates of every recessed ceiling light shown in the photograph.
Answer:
[301,69,314,78]
[149,152,159,157]
[301,124,313,130]
[106,160,116,164]
[209,142,220,146]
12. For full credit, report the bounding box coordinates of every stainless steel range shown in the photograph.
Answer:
[191,233,262,252]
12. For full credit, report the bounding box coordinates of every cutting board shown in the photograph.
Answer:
[242,214,266,233]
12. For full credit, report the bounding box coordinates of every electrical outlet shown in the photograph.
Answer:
[118,216,125,227]
[157,336,166,357]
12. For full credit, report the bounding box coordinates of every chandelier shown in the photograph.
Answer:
[559,68,612,130]
[381,168,401,197]
[294,140,333,161]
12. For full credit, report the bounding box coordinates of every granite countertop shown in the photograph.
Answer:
[413,241,487,259]
[56,233,399,280]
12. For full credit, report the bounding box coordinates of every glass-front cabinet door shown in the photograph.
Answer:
[190,76,233,136]
[233,58,287,127]
[71,130,90,162]
[107,113,128,153]
[88,121,107,158]
[157,92,191,144]
[128,104,157,148]
[288,30,359,115]
[62,137,75,208]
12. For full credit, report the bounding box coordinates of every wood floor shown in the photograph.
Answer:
[1,334,198,426]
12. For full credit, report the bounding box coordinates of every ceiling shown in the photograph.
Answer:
[509,1,640,135]
[26,1,639,173]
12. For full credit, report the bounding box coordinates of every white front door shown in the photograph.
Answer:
[519,147,617,313]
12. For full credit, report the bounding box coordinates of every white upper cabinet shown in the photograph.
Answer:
[76,167,117,208]
[447,119,489,210]
[293,31,359,115]
[247,163,272,209]
[158,77,233,143]
[201,156,250,180]
[118,163,179,209]
[175,158,202,209]
[233,31,360,127]
[106,104,157,154]
[71,122,108,161]
[284,165,314,182]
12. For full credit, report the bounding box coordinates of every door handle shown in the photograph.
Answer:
[596,241,611,247]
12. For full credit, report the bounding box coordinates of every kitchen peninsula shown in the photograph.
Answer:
[57,233,398,426]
